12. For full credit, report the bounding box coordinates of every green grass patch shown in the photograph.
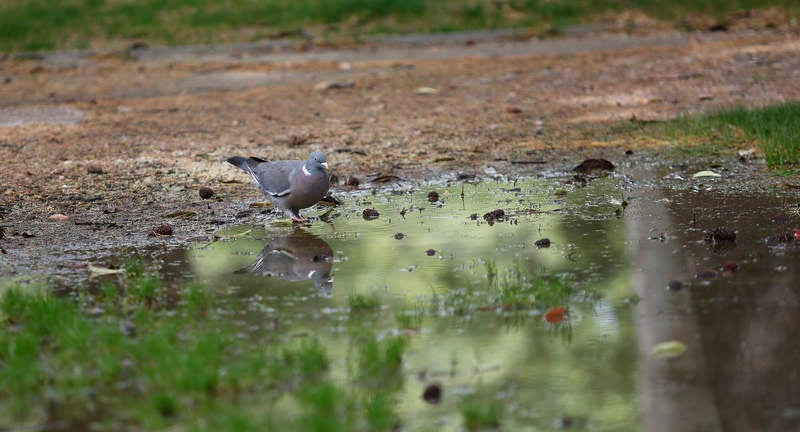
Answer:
[652,102,800,168]
[2,0,799,51]
[494,268,572,310]
[394,307,424,330]
[0,276,401,430]
[347,291,382,312]
[350,327,405,384]
[431,264,576,315]
[460,397,503,431]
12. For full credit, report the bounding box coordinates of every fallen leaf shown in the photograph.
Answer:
[88,264,124,276]
[371,175,402,183]
[651,340,687,358]
[544,306,565,323]
[48,213,70,221]
[162,184,185,192]
[314,80,354,92]
[692,170,721,178]
[414,86,438,95]
[223,228,252,239]
[161,210,197,218]
[738,148,756,157]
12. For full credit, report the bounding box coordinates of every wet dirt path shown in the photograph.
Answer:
[1,27,799,279]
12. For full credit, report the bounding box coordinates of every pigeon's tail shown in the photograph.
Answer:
[227,156,267,188]
[226,156,249,170]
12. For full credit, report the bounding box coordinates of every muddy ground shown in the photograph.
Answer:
[1,25,799,278]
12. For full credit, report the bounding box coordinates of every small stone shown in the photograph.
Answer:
[427,191,439,202]
[362,209,379,220]
[48,213,70,221]
[574,158,614,173]
[696,269,718,279]
[667,280,683,291]
[705,227,736,243]
[422,383,442,404]
[425,249,436,256]
[534,238,551,248]
[721,260,739,272]
[288,132,314,146]
[150,224,173,236]
[482,209,505,226]
[771,214,789,225]
[505,106,523,114]
[199,186,214,199]
[556,417,575,429]
[394,233,405,240]
[86,164,104,174]
[766,231,795,244]
[318,195,342,207]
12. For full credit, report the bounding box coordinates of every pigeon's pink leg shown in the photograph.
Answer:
[291,215,310,224]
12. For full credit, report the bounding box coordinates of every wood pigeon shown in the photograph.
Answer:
[227,151,330,223]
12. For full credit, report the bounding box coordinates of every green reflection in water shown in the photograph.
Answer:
[189,177,639,430]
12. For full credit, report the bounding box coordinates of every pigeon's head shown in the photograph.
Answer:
[306,150,329,173]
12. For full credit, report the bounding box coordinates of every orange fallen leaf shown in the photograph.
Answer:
[48,213,70,221]
[544,306,566,323]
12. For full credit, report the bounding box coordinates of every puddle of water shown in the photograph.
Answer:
[8,167,800,430]
[187,171,800,430]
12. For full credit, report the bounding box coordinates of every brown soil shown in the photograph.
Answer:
[1,27,799,274]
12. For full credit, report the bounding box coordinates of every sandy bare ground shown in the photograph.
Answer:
[1,26,799,277]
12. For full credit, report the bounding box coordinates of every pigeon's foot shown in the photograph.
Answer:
[291,215,310,225]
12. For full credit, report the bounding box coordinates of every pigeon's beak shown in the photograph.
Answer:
[321,162,330,172]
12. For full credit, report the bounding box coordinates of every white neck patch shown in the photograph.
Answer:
[302,164,312,176]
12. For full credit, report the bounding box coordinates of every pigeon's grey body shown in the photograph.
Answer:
[234,229,334,292]
[227,151,330,222]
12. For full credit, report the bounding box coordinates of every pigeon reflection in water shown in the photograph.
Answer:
[234,229,334,292]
